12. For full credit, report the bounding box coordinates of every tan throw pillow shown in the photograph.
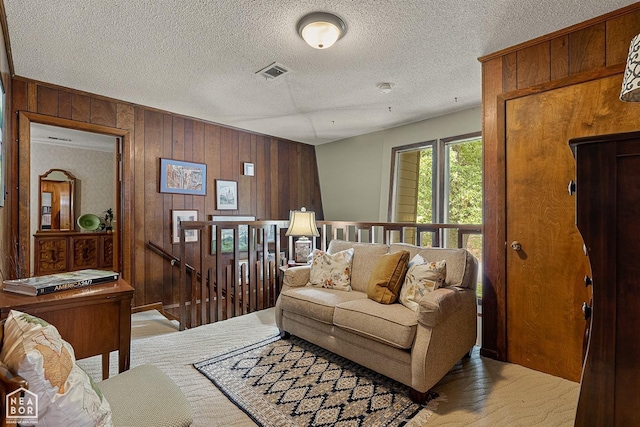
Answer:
[399,257,447,311]
[366,250,410,304]
[309,248,355,291]
[0,310,112,426]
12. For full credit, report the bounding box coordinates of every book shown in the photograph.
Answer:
[3,269,120,296]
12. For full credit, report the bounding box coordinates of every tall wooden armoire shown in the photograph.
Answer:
[571,132,640,426]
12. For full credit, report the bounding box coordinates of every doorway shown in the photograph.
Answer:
[29,123,119,274]
[17,112,129,278]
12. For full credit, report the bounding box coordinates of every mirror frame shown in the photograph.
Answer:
[38,168,76,231]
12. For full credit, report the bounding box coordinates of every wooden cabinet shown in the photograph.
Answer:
[571,132,640,426]
[0,279,133,380]
[34,231,114,276]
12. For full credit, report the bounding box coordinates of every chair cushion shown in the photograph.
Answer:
[98,364,193,427]
[279,287,367,324]
[309,248,354,291]
[366,250,410,304]
[0,310,112,426]
[327,240,389,292]
[333,299,418,349]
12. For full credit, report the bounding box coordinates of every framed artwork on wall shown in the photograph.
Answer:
[172,209,198,244]
[160,158,206,195]
[210,215,255,254]
[216,180,238,210]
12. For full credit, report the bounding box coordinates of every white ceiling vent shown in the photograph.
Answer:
[255,62,290,80]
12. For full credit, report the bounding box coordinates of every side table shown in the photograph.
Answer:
[0,278,134,380]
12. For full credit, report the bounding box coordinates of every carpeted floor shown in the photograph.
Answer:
[76,309,579,426]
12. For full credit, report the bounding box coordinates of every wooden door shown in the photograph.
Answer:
[505,75,640,381]
[506,96,588,381]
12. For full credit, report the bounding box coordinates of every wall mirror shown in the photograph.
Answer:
[39,168,76,231]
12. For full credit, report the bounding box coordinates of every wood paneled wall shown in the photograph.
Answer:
[9,77,323,310]
[480,4,640,362]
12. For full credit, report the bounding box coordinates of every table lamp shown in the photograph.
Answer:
[285,207,320,263]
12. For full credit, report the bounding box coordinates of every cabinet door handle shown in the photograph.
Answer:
[510,241,522,251]
[584,275,592,287]
[568,180,576,195]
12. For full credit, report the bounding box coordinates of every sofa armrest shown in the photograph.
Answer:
[283,265,310,288]
[417,287,474,327]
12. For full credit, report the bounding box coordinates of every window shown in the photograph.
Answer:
[389,132,482,282]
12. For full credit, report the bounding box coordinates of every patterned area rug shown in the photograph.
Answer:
[194,335,438,427]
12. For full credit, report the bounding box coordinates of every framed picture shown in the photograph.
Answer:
[243,162,255,176]
[216,180,238,210]
[172,210,198,244]
[211,215,255,254]
[160,158,206,196]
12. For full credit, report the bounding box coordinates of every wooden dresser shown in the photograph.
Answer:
[34,231,113,276]
[571,132,640,426]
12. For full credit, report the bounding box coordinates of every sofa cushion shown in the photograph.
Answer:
[309,248,354,291]
[333,299,418,349]
[327,240,389,293]
[366,250,410,304]
[279,287,367,324]
[389,244,477,289]
[399,257,447,312]
[0,310,112,426]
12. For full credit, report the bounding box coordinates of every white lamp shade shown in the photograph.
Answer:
[620,33,640,102]
[285,208,320,237]
[297,12,346,50]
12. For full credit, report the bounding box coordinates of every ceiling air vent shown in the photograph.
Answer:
[255,62,290,80]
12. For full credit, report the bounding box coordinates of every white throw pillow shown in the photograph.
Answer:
[0,310,113,426]
[399,256,447,312]
[309,248,355,291]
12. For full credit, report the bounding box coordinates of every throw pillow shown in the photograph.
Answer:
[399,259,447,312]
[366,250,410,304]
[0,310,113,426]
[309,248,355,291]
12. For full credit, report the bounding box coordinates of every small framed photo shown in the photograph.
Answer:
[172,210,198,244]
[160,158,206,196]
[216,180,238,210]
[243,162,255,176]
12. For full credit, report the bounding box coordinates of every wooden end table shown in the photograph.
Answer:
[0,278,134,380]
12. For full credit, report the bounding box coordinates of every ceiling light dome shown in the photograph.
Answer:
[297,12,347,49]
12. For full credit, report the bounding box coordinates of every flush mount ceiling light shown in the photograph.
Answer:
[297,12,347,49]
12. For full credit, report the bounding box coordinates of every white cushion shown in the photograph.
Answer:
[309,248,354,291]
[0,310,112,426]
[399,255,446,312]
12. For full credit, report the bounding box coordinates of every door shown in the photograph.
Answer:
[505,94,588,382]
[505,75,640,381]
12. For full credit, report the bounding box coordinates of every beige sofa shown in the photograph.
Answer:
[275,240,478,403]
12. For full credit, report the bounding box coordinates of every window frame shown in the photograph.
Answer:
[388,131,482,224]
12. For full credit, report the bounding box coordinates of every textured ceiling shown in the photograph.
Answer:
[4,0,638,145]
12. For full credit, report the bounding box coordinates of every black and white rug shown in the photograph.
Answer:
[194,335,440,427]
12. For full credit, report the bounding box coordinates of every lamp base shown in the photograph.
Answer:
[294,237,313,263]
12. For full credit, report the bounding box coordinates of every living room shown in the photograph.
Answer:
[0,1,639,426]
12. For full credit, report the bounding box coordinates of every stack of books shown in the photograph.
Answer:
[3,269,119,296]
